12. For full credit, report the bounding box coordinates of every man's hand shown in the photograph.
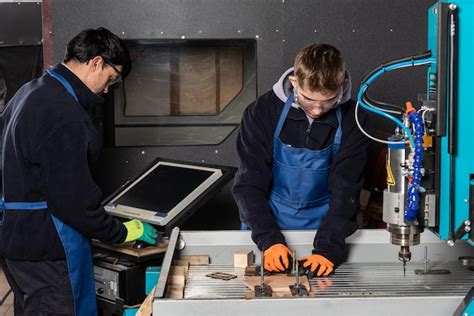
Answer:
[301,254,334,277]
[123,219,158,245]
[263,243,292,272]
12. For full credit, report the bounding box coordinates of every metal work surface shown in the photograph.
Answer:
[153,230,473,315]
[184,261,472,299]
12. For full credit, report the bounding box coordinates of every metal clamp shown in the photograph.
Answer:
[452,220,472,243]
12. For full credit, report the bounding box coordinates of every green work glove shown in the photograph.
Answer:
[123,219,158,245]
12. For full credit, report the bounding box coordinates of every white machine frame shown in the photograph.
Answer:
[152,229,473,315]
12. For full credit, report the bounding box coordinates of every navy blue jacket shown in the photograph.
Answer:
[232,89,369,265]
[0,64,126,260]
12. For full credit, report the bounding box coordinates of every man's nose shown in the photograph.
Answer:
[312,107,323,115]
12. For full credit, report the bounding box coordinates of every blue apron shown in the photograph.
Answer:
[267,92,342,230]
[0,69,97,316]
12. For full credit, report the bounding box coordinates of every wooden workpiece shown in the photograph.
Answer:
[92,240,167,258]
[234,249,254,268]
[165,284,184,299]
[168,266,186,287]
[172,259,190,274]
[179,255,210,266]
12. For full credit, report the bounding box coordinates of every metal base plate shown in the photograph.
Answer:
[254,284,273,297]
[289,284,309,297]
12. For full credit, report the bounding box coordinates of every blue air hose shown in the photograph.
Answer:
[357,58,434,148]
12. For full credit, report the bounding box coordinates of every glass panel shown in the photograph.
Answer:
[123,42,243,117]
[106,39,256,147]
[125,48,171,116]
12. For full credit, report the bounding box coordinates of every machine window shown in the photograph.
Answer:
[106,39,257,146]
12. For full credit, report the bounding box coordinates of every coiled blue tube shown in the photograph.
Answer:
[357,58,434,148]
[405,111,424,222]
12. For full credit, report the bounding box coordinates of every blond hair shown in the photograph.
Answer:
[294,44,345,92]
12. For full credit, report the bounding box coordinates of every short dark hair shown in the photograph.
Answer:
[64,27,131,78]
[294,43,345,92]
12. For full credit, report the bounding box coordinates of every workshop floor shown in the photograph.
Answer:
[0,267,14,316]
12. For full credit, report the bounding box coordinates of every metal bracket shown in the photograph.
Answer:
[289,284,309,297]
[453,220,472,241]
[205,272,237,281]
[453,287,474,316]
[254,284,273,297]
[414,269,451,275]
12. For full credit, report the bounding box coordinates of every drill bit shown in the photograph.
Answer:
[399,246,411,278]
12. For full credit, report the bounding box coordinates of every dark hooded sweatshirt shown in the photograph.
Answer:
[232,68,369,265]
[0,64,126,261]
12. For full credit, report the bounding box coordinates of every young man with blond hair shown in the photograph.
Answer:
[233,44,369,277]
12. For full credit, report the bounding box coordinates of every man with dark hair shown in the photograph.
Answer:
[233,44,369,277]
[0,27,156,315]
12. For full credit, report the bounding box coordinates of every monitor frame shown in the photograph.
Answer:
[104,160,223,226]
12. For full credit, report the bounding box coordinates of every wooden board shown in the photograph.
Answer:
[172,260,190,275]
[234,249,253,268]
[165,284,184,299]
[92,240,168,258]
[244,274,311,294]
[179,255,210,266]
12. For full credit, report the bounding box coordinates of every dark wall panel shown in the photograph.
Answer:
[50,0,437,229]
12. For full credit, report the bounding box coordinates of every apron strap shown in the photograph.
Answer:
[1,198,48,210]
[46,69,79,102]
[331,106,343,156]
[274,93,294,139]
[0,198,47,225]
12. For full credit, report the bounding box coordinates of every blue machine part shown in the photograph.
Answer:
[454,287,474,316]
[428,1,474,244]
[465,300,474,316]
[146,266,161,295]
[120,267,161,316]
[122,308,139,316]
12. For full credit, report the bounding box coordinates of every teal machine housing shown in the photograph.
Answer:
[427,1,473,245]
[359,0,473,266]
[358,1,473,313]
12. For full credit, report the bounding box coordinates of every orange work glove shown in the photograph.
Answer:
[301,254,334,277]
[263,243,292,272]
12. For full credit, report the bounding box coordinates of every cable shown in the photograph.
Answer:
[362,95,403,115]
[357,58,434,148]
[361,50,432,83]
[362,92,405,112]
[355,101,406,145]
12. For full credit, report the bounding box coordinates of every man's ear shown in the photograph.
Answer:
[288,75,297,88]
[88,56,104,73]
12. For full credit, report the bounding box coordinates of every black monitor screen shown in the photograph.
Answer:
[115,164,214,217]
